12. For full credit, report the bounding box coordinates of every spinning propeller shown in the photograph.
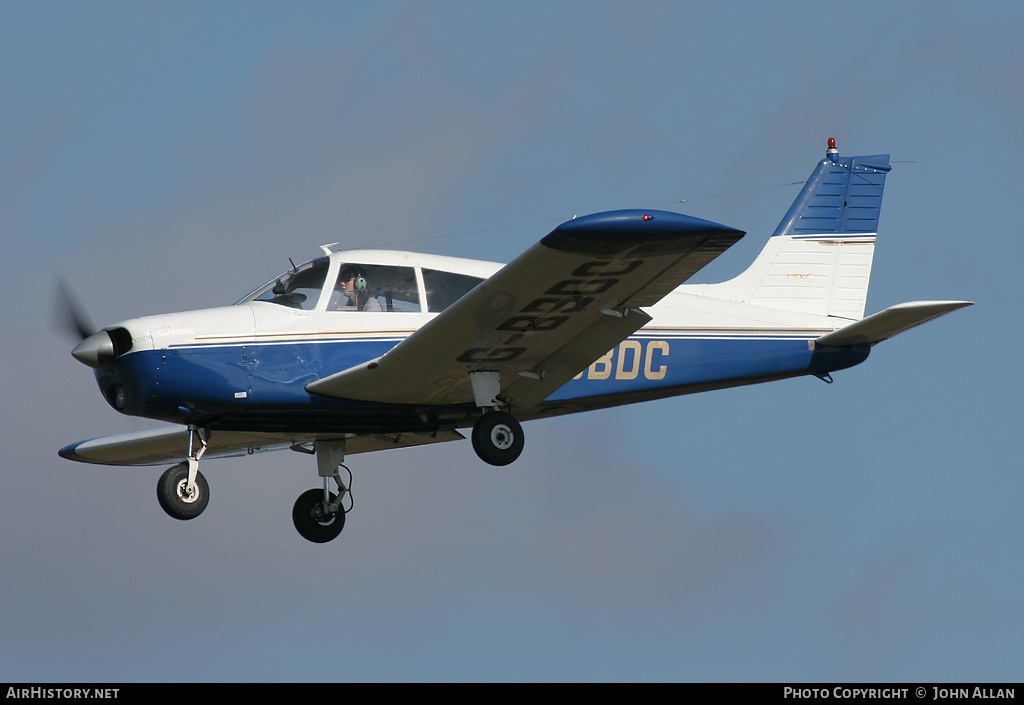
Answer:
[53,276,96,342]
[53,276,125,371]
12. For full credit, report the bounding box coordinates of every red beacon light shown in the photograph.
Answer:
[826,137,839,160]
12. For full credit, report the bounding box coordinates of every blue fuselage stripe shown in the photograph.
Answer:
[97,332,866,425]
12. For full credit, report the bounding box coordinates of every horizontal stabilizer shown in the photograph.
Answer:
[814,301,973,347]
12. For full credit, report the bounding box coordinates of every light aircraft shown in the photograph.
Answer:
[59,140,972,543]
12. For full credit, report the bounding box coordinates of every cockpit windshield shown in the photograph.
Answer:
[237,257,330,310]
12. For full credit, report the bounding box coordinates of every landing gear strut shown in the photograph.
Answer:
[157,426,210,520]
[468,370,525,466]
[292,439,351,544]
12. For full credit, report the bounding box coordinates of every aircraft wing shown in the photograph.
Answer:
[306,210,744,409]
[59,426,465,467]
[814,301,974,347]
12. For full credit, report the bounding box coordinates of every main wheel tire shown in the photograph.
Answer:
[157,462,210,520]
[292,489,346,543]
[471,412,524,466]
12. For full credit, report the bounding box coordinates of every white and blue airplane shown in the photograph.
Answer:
[60,140,972,542]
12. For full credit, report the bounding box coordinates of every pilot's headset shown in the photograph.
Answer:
[343,267,367,292]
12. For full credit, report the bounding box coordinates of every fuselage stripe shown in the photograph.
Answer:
[158,326,836,352]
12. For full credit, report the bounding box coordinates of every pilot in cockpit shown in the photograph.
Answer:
[338,265,383,312]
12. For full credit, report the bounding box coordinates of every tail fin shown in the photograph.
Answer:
[700,140,891,320]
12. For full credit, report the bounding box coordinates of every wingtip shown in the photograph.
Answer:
[542,209,743,256]
[58,442,82,462]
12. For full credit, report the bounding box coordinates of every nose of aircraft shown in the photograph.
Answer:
[71,331,116,371]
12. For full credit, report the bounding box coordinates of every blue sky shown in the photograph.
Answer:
[1,1,1020,682]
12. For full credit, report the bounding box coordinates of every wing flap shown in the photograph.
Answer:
[814,301,973,347]
[307,209,743,408]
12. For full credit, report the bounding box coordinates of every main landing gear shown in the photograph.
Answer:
[292,488,346,543]
[152,382,525,540]
[291,439,351,544]
[471,411,524,466]
[153,428,353,543]
[468,370,525,467]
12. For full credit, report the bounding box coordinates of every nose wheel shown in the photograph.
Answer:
[157,462,209,520]
[156,426,211,520]
[471,411,524,466]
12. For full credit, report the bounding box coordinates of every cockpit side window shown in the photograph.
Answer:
[243,257,330,310]
[329,264,421,312]
[422,269,485,312]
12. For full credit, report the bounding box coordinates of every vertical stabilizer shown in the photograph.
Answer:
[697,140,891,320]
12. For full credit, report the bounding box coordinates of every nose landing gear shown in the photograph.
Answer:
[156,461,209,520]
[156,426,210,521]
